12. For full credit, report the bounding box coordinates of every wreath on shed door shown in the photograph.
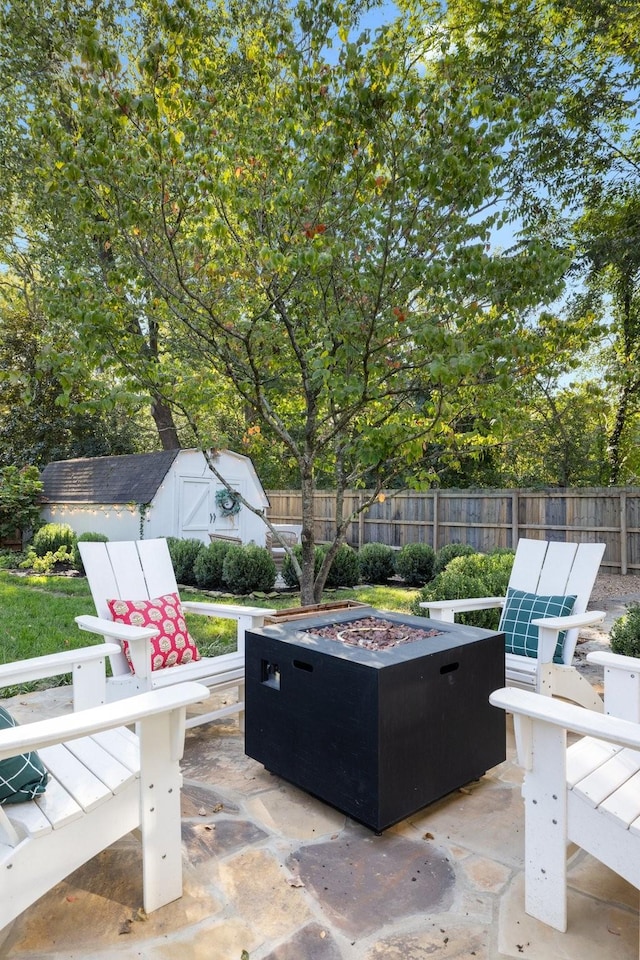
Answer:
[215,487,242,518]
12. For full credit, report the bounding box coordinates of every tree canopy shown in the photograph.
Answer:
[3,0,631,597]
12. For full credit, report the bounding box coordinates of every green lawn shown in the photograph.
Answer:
[0,571,420,691]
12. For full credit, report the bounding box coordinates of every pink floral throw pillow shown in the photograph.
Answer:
[107,593,200,673]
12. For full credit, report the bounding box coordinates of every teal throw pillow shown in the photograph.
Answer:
[500,588,577,664]
[0,706,48,804]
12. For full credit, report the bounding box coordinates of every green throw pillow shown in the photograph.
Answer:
[500,588,577,664]
[0,706,48,804]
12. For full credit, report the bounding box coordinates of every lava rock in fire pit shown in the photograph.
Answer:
[307,616,442,651]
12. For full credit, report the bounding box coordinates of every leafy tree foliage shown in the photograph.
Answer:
[0,276,153,467]
[0,465,42,542]
[3,0,572,600]
[444,0,640,483]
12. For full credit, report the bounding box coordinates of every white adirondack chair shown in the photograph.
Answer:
[490,650,640,934]
[421,539,606,710]
[75,538,276,728]
[0,645,208,931]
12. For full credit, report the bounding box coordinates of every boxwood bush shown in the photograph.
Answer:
[281,544,324,588]
[193,540,234,590]
[610,603,640,658]
[413,551,514,629]
[323,543,360,588]
[433,542,477,576]
[395,543,435,586]
[166,537,205,587]
[222,544,277,594]
[358,542,396,584]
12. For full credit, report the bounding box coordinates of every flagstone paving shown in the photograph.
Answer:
[0,646,637,960]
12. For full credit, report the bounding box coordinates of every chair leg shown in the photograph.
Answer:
[520,716,570,932]
[137,708,187,913]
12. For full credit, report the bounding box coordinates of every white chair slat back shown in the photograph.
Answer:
[508,538,549,593]
[564,543,606,614]
[535,541,578,595]
[80,540,123,620]
[136,538,180,597]
[105,541,152,601]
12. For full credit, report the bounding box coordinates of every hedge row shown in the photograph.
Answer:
[16,525,515,614]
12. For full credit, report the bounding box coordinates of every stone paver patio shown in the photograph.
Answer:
[1,632,637,960]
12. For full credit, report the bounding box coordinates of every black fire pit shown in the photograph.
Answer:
[244,607,505,831]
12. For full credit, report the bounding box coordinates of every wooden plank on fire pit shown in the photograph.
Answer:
[264,600,370,624]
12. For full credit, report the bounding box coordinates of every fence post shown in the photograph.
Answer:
[432,490,439,550]
[621,490,627,576]
[511,491,519,550]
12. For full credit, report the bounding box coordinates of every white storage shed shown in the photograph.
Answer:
[40,449,270,546]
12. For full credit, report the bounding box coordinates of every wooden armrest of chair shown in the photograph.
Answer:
[531,610,606,632]
[0,644,121,688]
[75,614,160,641]
[586,650,640,722]
[420,596,504,623]
[180,601,276,618]
[0,682,210,761]
[530,610,606,664]
[490,686,640,752]
[0,644,123,711]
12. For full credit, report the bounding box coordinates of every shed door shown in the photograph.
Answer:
[213,480,246,537]
[178,478,213,542]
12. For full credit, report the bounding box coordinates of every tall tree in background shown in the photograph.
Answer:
[5,0,571,599]
[571,194,640,482]
[0,0,182,449]
[444,0,640,482]
[0,273,154,466]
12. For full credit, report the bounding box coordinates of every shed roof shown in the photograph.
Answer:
[40,451,181,504]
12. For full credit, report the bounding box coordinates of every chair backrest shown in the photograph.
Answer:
[504,539,605,664]
[79,539,179,676]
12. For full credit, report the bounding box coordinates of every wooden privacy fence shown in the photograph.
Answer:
[266,488,640,575]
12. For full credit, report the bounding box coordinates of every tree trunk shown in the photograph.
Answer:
[299,467,317,606]
[151,396,181,450]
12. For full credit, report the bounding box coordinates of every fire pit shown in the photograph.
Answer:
[245,607,505,831]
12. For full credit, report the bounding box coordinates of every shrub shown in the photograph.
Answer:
[166,537,205,586]
[358,542,397,584]
[32,523,76,557]
[282,542,359,590]
[610,603,640,658]
[395,543,436,586]
[194,540,233,590]
[281,544,324,588]
[222,545,276,594]
[433,543,477,576]
[0,548,24,570]
[413,551,514,629]
[0,465,43,543]
[72,532,109,575]
[20,545,75,573]
[324,543,360,588]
